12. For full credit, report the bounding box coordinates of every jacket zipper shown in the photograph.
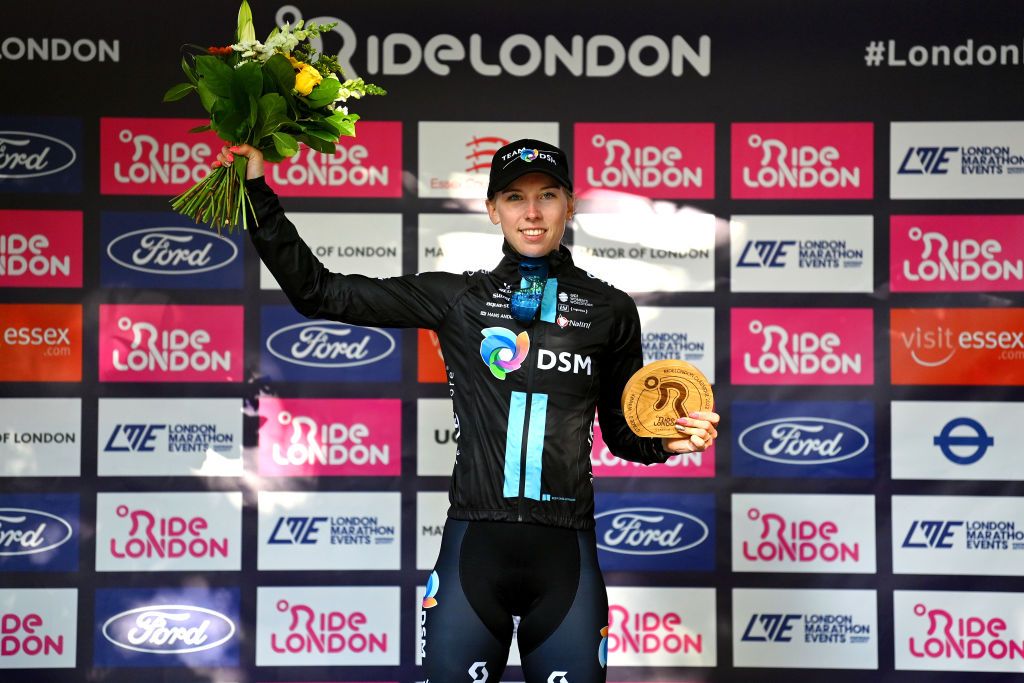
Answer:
[517,322,543,522]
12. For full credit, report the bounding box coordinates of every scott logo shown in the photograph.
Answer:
[738,417,869,465]
[0,132,77,179]
[898,147,958,175]
[267,321,395,368]
[107,228,237,275]
[101,604,235,654]
[468,661,489,681]
[0,508,73,556]
[594,507,708,555]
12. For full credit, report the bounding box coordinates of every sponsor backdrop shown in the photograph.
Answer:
[1,1,1022,681]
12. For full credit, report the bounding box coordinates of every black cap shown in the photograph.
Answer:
[486,139,573,198]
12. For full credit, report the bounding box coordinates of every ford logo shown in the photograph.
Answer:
[594,507,708,556]
[0,131,77,179]
[0,508,73,556]
[107,227,238,275]
[738,417,868,465]
[102,604,235,654]
[266,321,396,368]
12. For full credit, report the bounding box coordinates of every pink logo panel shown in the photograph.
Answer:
[731,123,873,199]
[267,121,402,197]
[258,397,401,477]
[731,308,874,385]
[100,117,221,195]
[98,304,243,382]
[891,215,1024,292]
[592,420,714,478]
[0,210,82,287]
[574,123,714,199]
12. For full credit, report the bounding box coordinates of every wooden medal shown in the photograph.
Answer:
[621,360,714,438]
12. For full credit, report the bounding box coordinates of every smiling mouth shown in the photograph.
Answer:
[520,228,546,237]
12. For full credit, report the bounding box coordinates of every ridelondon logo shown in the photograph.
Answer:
[100,118,220,195]
[0,210,82,287]
[0,589,77,668]
[902,598,1024,670]
[604,587,716,666]
[99,304,243,382]
[732,123,873,199]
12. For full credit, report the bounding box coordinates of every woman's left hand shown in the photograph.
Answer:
[661,411,720,454]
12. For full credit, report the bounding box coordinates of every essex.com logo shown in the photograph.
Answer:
[892,308,1024,385]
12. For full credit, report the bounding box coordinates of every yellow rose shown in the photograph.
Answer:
[294,64,322,96]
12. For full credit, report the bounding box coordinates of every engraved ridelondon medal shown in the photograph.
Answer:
[621,360,714,438]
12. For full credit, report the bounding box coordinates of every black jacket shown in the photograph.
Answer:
[247,177,667,529]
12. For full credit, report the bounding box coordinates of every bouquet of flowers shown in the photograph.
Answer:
[163,0,385,232]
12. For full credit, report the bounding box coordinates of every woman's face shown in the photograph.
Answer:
[486,172,574,258]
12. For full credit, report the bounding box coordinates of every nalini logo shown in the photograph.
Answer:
[108,505,229,560]
[107,228,237,275]
[270,600,389,655]
[742,134,860,190]
[594,508,708,555]
[102,604,235,654]
[0,508,73,556]
[0,132,76,179]
[742,507,860,564]
[738,418,869,465]
[267,321,395,368]
[111,316,231,373]
[479,327,529,379]
[743,319,862,376]
[908,603,1024,661]
[271,410,389,467]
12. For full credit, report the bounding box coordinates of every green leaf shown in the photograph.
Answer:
[181,56,197,85]
[298,133,335,154]
[303,127,338,144]
[195,55,235,97]
[188,124,213,134]
[272,131,299,158]
[303,78,340,108]
[235,61,263,99]
[196,80,218,113]
[254,92,289,140]
[211,99,249,144]
[163,82,195,102]
[264,54,296,95]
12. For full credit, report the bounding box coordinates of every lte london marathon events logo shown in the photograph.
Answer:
[98,304,243,382]
[731,122,873,199]
[890,215,1024,293]
[0,210,82,287]
[733,588,878,670]
[574,123,714,198]
[731,308,874,385]
[258,491,400,571]
[0,303,82,382]
[255,586,399,666]
[891,308,1024,385]
[258,397,401,476]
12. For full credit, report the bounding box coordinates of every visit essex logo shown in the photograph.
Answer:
[891,308,1024,385]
